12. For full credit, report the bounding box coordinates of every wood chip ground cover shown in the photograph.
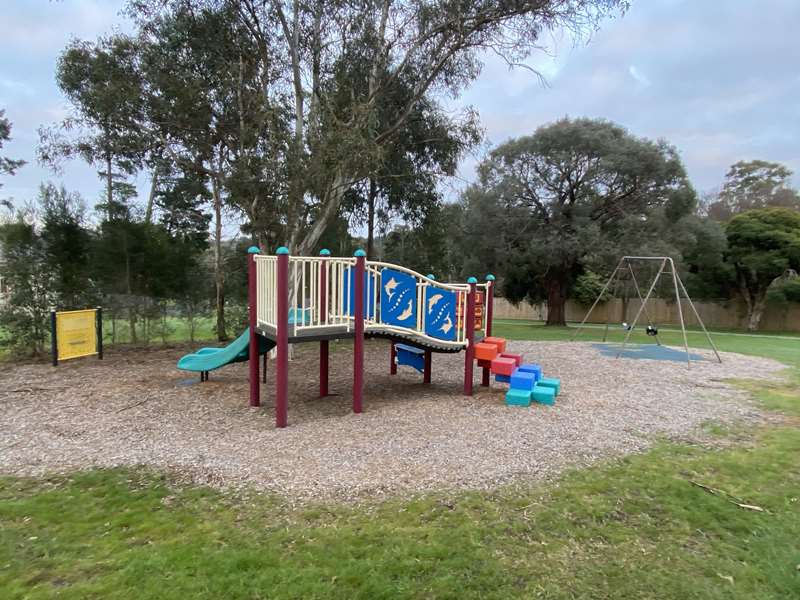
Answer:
[0,341,786,501]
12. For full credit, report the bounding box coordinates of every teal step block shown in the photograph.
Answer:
[510,369,537,391]
[531,384,556,405]
[518,363,542,380]
[505,388,532,407]
[537,377,560,396]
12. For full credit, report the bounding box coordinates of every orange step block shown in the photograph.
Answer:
[500,352,522,366]
[474,342,499,362]
[482,336,507,354]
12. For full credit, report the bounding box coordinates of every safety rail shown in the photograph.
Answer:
[365,260,471,348]
[254,252,476,347]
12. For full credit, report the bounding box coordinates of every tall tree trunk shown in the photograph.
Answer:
[105,151,113,214]
[367,178,377,260]
[144,167,159,225]
[545,276,568,326]
[212,176,227,341]
[745,289,768,332]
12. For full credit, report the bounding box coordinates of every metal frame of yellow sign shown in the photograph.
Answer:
[50,308,103,366]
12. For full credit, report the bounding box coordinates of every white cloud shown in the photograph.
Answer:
[628,65,651,87]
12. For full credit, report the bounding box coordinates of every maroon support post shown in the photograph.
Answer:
[247,246,261,407]
[319,249,330,397]
[389,342,397,375]
[276,247,290,428]
[463,277,477,396]
[423,350,432,384]
[482,274,495,386]
[352,249,366,414]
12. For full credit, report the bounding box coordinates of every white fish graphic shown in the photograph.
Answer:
[427,293,443,313]
[397,299,414,321]
[440,314,453,334]
[384,277,398,300]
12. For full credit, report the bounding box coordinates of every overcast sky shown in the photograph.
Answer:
[1,0,798,212]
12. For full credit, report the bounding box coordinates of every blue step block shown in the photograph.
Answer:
[505,388,532,407]
[495,373,511,384]
[537,377,561,396]
[531,384,556,405]
[395,343,425,373]
[510,369,537,391]
[518,363,542,380]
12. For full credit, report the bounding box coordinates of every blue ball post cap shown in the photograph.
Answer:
[276,246,290,255]
[427,274,436,280]
[247,246,260,254]
[486,274,496,281]
[467,276,478,284]
[319,248,331,256]
[354,249,366,257]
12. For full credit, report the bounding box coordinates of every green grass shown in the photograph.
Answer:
[493,319,800,366]
[2,320,799,598]
[1,411,798,599]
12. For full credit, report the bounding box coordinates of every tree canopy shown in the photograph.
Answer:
[461,117,696,325]
[726,207,800,331]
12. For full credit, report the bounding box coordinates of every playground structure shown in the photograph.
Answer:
[178,247,561,427]
[572,256,722,367]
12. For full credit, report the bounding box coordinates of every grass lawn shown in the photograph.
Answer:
[1,322,799,598]
[493,319,800,366]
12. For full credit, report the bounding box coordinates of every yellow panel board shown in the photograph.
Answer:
[56,309,97,360]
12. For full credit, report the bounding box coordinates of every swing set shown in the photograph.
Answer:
[572,256,722,367]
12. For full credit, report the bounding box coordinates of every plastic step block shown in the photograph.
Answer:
[500,352,522,366]
[495,374,511,384]
[537,377,561,396]
[490,356,517,376]
[531,384,556,405]
[505,388,531,407]
[510,369,537,391]
[517,363,542,380]
[474,342,499,362]
[482,336,507,354]
[395,343,425,373]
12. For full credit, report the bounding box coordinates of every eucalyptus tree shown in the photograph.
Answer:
[219,0,626,254]
[706,160,800,221]
[463,118,696,325]
[0,110,25,193]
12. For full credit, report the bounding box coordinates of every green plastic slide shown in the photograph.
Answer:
[177,328,275,373]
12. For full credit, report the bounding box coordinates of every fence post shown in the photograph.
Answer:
[353,249,366,414]
[276,247,290,427]
[319,249,330,397]
[50,309,58,367]
[248,246,261,407]
[464,277,477,395]
[96,307,104,360]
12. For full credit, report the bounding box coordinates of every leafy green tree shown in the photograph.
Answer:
[0,109,25,193]
[464,118,696,325]
[726,208,800,331]
[199,0,625,254]
[39,36,146,213]
[706,160,800,221]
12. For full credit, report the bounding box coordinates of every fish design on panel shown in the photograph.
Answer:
[424,287,457,341]
[379,268,417,328]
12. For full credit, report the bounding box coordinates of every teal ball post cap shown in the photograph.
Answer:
[247,246,260,254]
[427,274,436,280]
[276,246,290,255]
[467,276,478,284]
[354,249,366,257]
[319,248,331,256]
[486,274,496,281]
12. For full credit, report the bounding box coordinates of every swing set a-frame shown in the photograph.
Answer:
[572,256,722,367]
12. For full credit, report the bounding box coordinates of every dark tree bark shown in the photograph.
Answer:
[545,276,569,326]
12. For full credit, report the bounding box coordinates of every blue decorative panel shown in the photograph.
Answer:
[380,268,417,328]
[343,268,376,318]
[424,287,457,341]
